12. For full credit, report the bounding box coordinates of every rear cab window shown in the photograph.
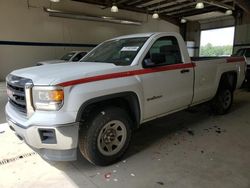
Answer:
[72,52,87,62]
[245,48,250,57]
[61,52,76,61]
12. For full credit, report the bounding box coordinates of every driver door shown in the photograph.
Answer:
[140,36,194,120]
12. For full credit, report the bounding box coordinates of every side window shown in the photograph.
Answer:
[236,49,245,56]
[144,36,182,67]
[245,49,250,57]
[72,52,87,62]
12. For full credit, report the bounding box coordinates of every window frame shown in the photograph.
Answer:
[142,36,183,68]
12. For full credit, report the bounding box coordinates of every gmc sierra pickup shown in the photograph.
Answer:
[5,32,246,166]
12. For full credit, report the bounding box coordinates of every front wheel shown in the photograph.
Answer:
[211,86,233,115]
[78,107,132,166]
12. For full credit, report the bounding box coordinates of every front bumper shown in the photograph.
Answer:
[5,104,79,161]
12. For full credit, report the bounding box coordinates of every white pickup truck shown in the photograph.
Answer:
[5,32,246,166]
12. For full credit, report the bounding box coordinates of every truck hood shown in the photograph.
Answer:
[10,62,118,85]
[36,59,65,65]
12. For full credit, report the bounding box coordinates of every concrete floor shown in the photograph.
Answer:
[0,82,250,188]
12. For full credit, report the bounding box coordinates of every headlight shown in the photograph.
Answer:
[32,86,64,111]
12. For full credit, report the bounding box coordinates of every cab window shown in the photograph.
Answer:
[245,49,250,57]
[235,49,245,56]
[143,36,182,67]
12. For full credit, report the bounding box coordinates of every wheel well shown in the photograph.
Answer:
[219,71,237,91]
[76,92,141,129]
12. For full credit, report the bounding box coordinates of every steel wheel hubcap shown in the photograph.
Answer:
[97,120,127,156]
[222,90,231,109]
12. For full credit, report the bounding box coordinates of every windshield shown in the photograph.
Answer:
[81,37,148,66]
[61,52,75,61]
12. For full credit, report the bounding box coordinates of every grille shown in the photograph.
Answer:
[6,75,32,114]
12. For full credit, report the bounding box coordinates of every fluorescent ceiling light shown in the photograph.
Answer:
[44,8,142,25]
[181,18,187,23]
[225,9,233,15]
[50,0,60,2]
[152,12,159,19]
[195,2,204,9]
[111,4,119,13]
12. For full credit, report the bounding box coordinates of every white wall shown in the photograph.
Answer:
[0,0,179,80]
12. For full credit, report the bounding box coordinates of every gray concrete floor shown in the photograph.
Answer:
[0,81,250,188]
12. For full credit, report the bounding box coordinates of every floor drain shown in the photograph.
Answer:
[0,152,36,165]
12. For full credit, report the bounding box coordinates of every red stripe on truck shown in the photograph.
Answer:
[58,63,195,87]
[226,57,245,63]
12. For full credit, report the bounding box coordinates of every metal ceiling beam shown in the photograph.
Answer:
[145,0,188,10]
[44,7,143,25]
[158,2,197,13]
[136,0,164,8]
[165,0,232,15]
[234,0,250,13]
[126,0,142,6]
[128,0,154,7]
[203,0,234,10]
[73,0,106,6]
[116,0,130,4]
[167,5,212,16]
[72,0,179,25]
[172,7,225,17]
[141,0,172,9]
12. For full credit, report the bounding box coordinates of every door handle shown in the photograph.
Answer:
[180,69,190,74]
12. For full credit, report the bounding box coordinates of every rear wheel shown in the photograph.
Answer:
[211,86,233,115]
[79,107,132,166]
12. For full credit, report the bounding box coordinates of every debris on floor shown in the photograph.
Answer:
[216,130,222,134]
[203,125,226,135]
[156,181,164,186]
[104,172,112,180]
[187,129,194,136]
[0,152,36,165]
[130,173,135,177]
[89,174,97,178]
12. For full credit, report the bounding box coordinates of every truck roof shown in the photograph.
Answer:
[70,50,88,53]
[112,32,180,40]
[113,33,155,39]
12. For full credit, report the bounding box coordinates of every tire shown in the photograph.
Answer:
[211,85,233,115]
[78,107,132,166]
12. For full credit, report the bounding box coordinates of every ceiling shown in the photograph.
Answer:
[73,0,250,25]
